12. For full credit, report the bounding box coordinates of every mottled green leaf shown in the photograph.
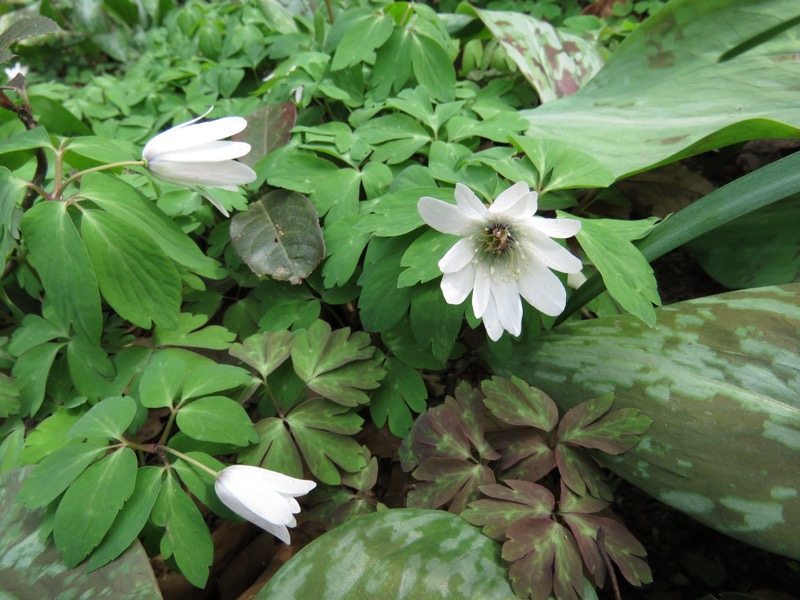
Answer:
[258,509,515,599]
[500,284,800,560]
[520,0,800,178]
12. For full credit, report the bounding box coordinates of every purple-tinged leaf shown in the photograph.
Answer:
[557,482,611,586]
[400,403,473,470]
[503,518,585,600]
[462,480,554,540]
[556,444,612,501]
[481,375,559,432]
[447,382,499,461]
[408,458,494,513]
[490,428,555,482]
[238,103,296,168]
[558,392,652,454]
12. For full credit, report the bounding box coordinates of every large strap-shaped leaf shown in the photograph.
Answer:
[496,284,800,560]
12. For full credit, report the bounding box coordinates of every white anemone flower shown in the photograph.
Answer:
[215,465,316,544]
[418,182,583,341]
[142,111,257,192]
[4,61,28,80]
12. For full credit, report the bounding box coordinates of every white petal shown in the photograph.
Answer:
[567,270,587,289]
[441,265,475,305]
[418,196,477,236]
[517,259,568,316]
[471,259,492,318]
[253,468,317,496]
[480,296,504,341]
[148,160,257,189]
[490,182,537,219]
[453,183,489,221]
[530,216,581,238]
[491,276,523,337]
[438,238,477,273]
[260,522,292,545]
[143,116,247,160]
[154,141,252,163]
[527,231,583,274]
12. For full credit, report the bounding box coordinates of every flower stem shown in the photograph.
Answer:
[159,446,220,478]
[53,159,146,200]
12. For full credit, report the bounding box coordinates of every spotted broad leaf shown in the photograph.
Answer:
[258,509,515,599]
[230,190,324,284]
[557,392,651,455]
[497,284,800,560]
[560,482,652,589]
[481,375,559,432]
[291,320,385,407]
[462,479,554,541]
[465,7,603,103]
[503,517,585,600]
[519,0,800,179]
[407,457,494,514]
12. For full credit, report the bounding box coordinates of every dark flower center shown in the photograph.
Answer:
[481,223,515,255]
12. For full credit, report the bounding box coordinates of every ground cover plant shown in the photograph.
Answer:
[0,0,799,598]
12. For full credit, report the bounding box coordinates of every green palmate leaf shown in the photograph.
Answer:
[409,280,464,362]
[78,173,221,279]
[173,452,235,520]
[369,357,428,437]
[66,335,116,401]
[357,235,413,332]
[463,480,555,541]
[291,320,384,406]
[263,149,339,194]
[330,11,393,71]
[408,458,495,514]
[11,342,62,417]
[176,396,258,446]
[151,473,213,588]
[53,447,137,567]
[499,284,800,560]
[481,375,559,432]
[0,373,20,418]
[445,112,529,144]
[17,442,106,508]
[87,466,164,571]
[466,7,604,103]
[1,467,161,600]
[287,398,365,484]
[258,509,515,599]
[686,195,800,289]
[503,518,584,600]
[520,0,800,179]
[571,215,661,325]
[68,395,137,440]
[240,417,304,479]
[0,16,59,62]
[240,102,297,167]
[511,136,615,192]
[0,421,24,473]
[355,113,431,164]
[230,190,325,284]
[357,187,441,237]
[409,32,456,102]
[371,27,413,99]
[0,127,52,156]
[80,209,181,330]
[560,484,652,589]
[20,201,102,343]
[180,363,253,401]
[138,351,185,409]
[0,168,26,265]
[19,408,83,465]
[310,168,361,220]
[229,330,293,379]
[155,313,236,350]
[557,393,652,455]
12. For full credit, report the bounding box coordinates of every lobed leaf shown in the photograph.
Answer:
[408,457,494,514]
[463,479,554,541]
[558,393,652,455]
[481,375,559,432]
[176,396,258,446]
[68,395,137,440]
[240,417,304,480]
[229,330,293,379]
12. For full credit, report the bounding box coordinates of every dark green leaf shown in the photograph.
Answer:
[17,443,106,508]
[229,330,293,379]
[239,417,304,480]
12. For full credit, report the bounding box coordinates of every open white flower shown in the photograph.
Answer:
[142,111,257,191]
[215,465,316,544]
[418,182,582,341]
[4,61,28,80]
